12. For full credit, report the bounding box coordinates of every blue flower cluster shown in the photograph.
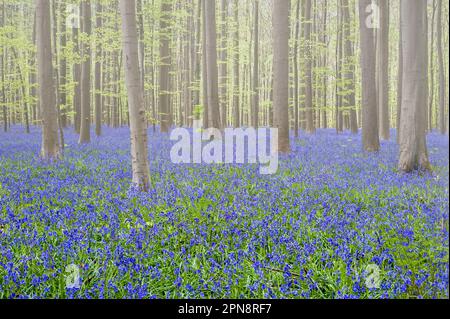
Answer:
[0,126,448,299]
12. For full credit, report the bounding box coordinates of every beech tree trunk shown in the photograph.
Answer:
[437,0,446,134]
[396,0,403,144]
[293,0,300,137]
[358,0,380,152]
[36,0,60,160]
[377,0,390,140]
[398,0,431,172]
[251,0,259,128]
[273,0,290,153]
[304,0,314,134]
[159,0,171,132]
[220,0,228,128]
[232,0,240,127]
[342,0,357,134]
[205,0,221,129]
[1,1,6,132]
[95,2,102,136]
[73,7,81,133]
[79,0,92,144]
[119,0,151,191]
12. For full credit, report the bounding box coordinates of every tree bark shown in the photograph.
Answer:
[293,0,300,137]
[396,1,403,144]
[159,0,171,132]
[437,0,446,134]
[79,0,92,144]
[119,0,151,191]
[232,0,240,127]
[304,0,314,133]
[205,0,221,129]
[95,2,102,136]
[273,0,290,153]
[73,5,81,133]
[398,0,431,172]
[251,0,259,128]
[359,0,380,152]
[1,1,6,132]
[220,0,228,127]
[377,0,390,140]
[342,0,357,134]
[36,0,60,160]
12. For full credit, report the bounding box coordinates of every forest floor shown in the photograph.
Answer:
[0,126,448,299]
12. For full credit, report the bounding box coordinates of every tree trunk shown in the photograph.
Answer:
[119,0,151,191]
[220,0,228,128]
[428,0,436,132]
[437,0,446,134]
[205,0,221,129]
[322,0,328,129]
[336,1,343,133]
[79,0,92,144]
[342,0,357,134]
[293,0,300,137]
[1,1,6,132]
[377,0,390,140]
[159,0,171,132]
[273,0,290,153]
[232,0,240,127]
[398,0,431,172]
[95,2,102,136]
[396,0,403,144]
[251,0,259,128]
[59,1,67,128]
[359,0,380,152]
[73,5,81,133]
[304,0,314,133]
[36,0,60,160]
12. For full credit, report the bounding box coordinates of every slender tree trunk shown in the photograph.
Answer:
[79,0,92,144]
[322,0,328,129]
[205,0,221,129]
[273,0,290,153]
[342,0,357,134]
[377,0,390,140]
[73,5,81,133]
[359,0,380,152]
[398,0,431,172]
[293,0,300,137]
[31,11,38,125]
[220,0,228,128]
[396,0,403,144]
[201,0,209,127]
[251,0,259,128]
[428,0,436,132]
[95,2,102,136]
[51,0,65,151]
[36,0,60,160]
[137,0,146,121]
[437,0,446,134]
[336,1,343,133]
[232,0,240,127]
[119,0,151,191]
[59,2,67,128]
[304,0,314,133]
[1,1,6,132]
[159,0,171,132]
